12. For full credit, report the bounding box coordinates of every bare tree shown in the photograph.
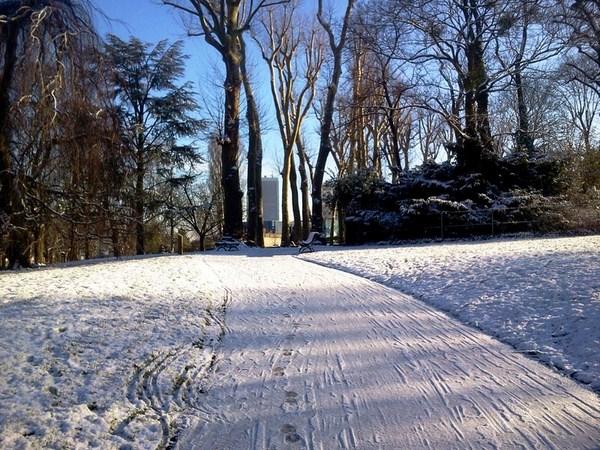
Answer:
[162,0,288,238]
[311,0,356,234]
[255,3,323,244]
[559,68,599,154]
[493,0,562,156]
[0,0,98,267]
[558,0,600,97]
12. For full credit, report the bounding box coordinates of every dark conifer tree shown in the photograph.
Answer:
[105,35,202,254]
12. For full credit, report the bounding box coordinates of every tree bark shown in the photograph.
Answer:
[312,75,340,233]
[280,147,292,246]
[296,136,311,239]
[239,36,264,246]
[460,0,492,171]
[514,68,534,156]
[289,154,301,243]
[512,10,534,157]
[222,56,244,238]
[135,153,145,254]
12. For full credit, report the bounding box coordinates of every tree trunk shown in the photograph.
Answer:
[280,147,292,246]
[111,224,121,258]
[337,200,345,244]
[387,114,402,182]
[170,216,175,253]
[34,224,45,264]
[135,154,145,255]
[312,0,355,233]
[461,37,490,170]
[514,68,534,156]
[296,137,311,239]
[240,36,264,247]
[289,154,301,243]
[0,19,18,216]
[371,125,382,177]
[222,57,244,238]
[312,69,342,233]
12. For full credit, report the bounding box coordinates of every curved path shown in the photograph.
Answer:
[176,253,600,449]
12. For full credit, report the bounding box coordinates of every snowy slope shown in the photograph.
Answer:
[302,235,600,395]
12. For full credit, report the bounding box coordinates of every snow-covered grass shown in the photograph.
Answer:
[302,235,600,394]
[0,255,225,449]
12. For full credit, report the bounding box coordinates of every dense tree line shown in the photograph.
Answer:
[1,0,599,267]
[0,1,212,268]
[321,0,600,242]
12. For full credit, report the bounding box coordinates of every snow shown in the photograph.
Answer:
[1,239,599,449]
[0,256,225,449]
[302,235,600,394]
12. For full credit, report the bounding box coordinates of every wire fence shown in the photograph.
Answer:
[423,206,600,240]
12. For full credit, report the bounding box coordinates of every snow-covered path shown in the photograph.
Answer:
[177,254,600,449]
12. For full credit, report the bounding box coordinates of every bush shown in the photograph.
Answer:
[333,157,577,244]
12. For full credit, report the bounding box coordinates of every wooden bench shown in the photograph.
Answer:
[215,237,241,251]
[298,232,321,254]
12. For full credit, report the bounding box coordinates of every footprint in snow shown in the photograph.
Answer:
[280,424,296,433]
[284,390,298,404]
[285,433,302,443]
[280,423,302,443]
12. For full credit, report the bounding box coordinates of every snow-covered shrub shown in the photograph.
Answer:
[334,157,577,244]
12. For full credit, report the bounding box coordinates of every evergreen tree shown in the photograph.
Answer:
[105,35,202,254]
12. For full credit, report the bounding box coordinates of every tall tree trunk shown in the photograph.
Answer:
[281,148,292,246]
[222,57,244,238]
[371,125,382,177]
[514,68,533,156]
[296,137,311,239]
[111,223,121,258]
[312,0,355,233]
[34,224,45,264]
[387,114,402,182]
[135,154,145,255]
[462,40,490,169]
[289,154,301,243]
[0,20,18,216]
[337,200,345,244]
[313,56,343,232]
[170,216,175,253]
[239,36,264,247]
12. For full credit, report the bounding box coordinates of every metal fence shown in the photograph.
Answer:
[424,206,600,240]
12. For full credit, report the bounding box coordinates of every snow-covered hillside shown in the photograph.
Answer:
[303,235,600,394]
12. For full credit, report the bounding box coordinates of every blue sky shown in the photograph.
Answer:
[94,0,331,177]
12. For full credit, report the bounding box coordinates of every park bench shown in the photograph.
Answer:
[298,231,321,254]
[215,237,241,251]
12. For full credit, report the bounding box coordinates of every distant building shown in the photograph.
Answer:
[262,176,280,232]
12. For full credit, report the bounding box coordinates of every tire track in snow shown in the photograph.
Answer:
[112,285,230,449]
